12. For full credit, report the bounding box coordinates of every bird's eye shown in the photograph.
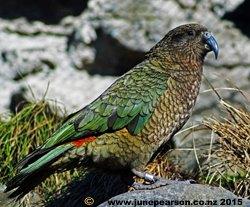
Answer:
[187,30,195,37]
[172,34,183,43]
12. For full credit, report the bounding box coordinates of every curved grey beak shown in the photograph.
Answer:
[203,32,219,59]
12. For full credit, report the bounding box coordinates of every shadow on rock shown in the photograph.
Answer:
[46,169,133,207]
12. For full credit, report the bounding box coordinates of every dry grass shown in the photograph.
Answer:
[134,154,183,185]
[203,100,250,198]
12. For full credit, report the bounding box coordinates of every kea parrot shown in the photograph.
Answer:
[5,23,219,198]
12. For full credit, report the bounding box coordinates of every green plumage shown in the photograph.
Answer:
[43,62,169,149]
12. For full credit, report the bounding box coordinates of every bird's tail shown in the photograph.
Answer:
[4,143,74,199]
[4,123,88,199]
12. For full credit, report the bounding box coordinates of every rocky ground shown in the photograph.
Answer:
[99,184,250,207]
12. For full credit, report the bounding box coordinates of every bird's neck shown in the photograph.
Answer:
[148,56,204,78]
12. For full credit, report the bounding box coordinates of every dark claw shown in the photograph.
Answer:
[132,178,196,190]
[187,179,196,184]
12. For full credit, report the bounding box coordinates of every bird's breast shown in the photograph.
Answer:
[141,75,201,148]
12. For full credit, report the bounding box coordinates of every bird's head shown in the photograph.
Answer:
[148,23,219,67]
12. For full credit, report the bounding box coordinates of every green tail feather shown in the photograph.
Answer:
[5,124,76,198]
[42,124,75,149]
[20,144,72,175]
[5,144,73,198]
[20,123,76,174]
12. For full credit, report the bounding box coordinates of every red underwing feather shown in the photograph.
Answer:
[72,136,96,148]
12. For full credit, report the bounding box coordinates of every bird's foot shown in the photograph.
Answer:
[131,168,195,190]
[132,177,195,190]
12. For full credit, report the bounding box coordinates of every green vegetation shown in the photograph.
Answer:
[0,101,82,206]
[0,101,62,182]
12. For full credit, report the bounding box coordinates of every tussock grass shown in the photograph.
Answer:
[0,101,62,181]
[0,101,81,206]
[203,100,250,198]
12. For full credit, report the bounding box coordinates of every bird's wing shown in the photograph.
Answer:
[43,65,169,148]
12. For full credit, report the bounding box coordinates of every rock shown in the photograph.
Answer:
[0,78,18,115]
[45,170,132,207]
[85,0,244,52]
[223,0,250,37]
[99,184,250,207]
[0,184,43,207]
[24,69,115,113]
[0,0,88,24]
[0,0,249,117]
[0,184,7,207]
[0,15,114,113]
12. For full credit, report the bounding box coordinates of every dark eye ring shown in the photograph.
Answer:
[187,30,195,36]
